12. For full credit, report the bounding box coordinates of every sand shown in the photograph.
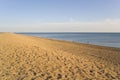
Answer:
[0,33,120,80]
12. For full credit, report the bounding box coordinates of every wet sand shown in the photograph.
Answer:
[0,33,120,80]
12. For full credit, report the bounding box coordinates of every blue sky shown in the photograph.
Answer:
[0,0,120,32]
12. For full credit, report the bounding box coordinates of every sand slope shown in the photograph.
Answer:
[0,33,120,80]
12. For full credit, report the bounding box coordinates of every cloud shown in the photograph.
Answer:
[37,19,120,32]
[0,19,120,32]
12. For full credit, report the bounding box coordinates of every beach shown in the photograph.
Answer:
[0,33,120,80]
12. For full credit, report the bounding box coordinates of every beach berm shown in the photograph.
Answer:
[0,33,120,80]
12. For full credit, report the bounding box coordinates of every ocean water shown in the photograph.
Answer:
[19,33,120,48]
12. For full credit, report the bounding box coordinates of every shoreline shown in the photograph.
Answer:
[17,33,120,49]
[19,33,120,50]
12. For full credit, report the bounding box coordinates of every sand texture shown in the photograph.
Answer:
[0,33,120,80]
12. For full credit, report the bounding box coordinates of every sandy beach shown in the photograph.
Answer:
[0,33,120,80]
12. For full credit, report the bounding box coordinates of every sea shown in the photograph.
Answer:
[18,33,120,48]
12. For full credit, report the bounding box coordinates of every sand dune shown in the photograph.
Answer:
[0,33,120,80]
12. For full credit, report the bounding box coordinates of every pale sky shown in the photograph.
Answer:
[0,0,120,32]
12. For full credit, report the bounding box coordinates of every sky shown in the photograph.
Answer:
[0,0,120,32]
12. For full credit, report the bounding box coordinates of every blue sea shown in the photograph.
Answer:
[18,33,120,48]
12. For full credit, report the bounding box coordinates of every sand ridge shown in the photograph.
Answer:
[0,33,120,80]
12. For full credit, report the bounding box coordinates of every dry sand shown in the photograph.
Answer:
[0,33,120,80]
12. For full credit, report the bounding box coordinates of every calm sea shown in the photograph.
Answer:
[18,33,120,48]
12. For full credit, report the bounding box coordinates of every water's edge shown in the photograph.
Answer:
[17,32,120,48]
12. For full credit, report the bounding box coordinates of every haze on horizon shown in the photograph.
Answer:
[0,0,120,32]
